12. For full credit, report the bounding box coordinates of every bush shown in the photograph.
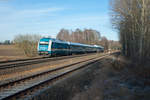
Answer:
[14,34,41,57]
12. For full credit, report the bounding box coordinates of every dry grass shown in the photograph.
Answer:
[111,55,129,70]
[71,55,150,100]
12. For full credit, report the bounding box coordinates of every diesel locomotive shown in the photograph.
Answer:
[37,37,104,56]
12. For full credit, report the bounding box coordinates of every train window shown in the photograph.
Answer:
[52,42,68,50]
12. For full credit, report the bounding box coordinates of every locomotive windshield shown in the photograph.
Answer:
[39,41,49,45]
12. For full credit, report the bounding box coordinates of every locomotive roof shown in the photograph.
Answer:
[40,37,69,44]
[40,37,103,48]
[70,42,93,47]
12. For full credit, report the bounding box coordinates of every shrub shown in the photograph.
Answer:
[14,34,41,57]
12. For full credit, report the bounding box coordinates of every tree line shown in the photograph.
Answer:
[57,28,100,44]
[110,0,150,62]
[13,29,120,57]
[56,28,120,50]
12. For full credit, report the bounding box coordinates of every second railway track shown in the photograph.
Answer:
[0,53,96,69]
[0,53,112,100]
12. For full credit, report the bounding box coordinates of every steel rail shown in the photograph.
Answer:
[0,53,97,69]
[0,53,111,100]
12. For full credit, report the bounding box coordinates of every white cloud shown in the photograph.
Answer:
[0,6,65,22]
[25,7,64,14]
[15,7,65,17]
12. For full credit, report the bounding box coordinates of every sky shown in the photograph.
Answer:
[0,0,118,41]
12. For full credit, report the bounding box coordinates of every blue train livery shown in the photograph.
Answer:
[37,37,104,56]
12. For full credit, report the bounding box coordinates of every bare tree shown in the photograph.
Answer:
[56,28,101,45]
[110,0,150,62]
[14,34,41,57]
[56,29,70,41]
[99,36,109,50]
[83,29,101,44]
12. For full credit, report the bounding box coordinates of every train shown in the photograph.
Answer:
[37,37,104,56]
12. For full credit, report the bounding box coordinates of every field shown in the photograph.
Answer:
[0,45,27,61]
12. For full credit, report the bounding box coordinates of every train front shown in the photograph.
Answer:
[37,38,52,56]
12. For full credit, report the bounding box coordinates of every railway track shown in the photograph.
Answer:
[0,53,96,70]
[0,53,111,100]
[0,57,46,64]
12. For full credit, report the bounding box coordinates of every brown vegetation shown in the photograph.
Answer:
[14,34,41,57]
[71,54,150,100]
[110,0,150,62]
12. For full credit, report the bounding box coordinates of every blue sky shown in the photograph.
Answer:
[0,0,118,41]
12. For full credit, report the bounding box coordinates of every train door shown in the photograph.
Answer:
[67,42,71,55]
[48,40,52,55]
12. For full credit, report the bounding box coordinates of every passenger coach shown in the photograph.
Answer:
[38,37,104,56]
